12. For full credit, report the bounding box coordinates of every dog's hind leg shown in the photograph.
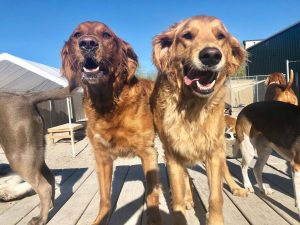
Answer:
[291,146,300,218]
[9,158,54,225]
[28,163,55,225]
[240,134,255,192]
[253,137,273,195]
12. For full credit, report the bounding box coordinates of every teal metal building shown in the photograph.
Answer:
[246,21,300,79]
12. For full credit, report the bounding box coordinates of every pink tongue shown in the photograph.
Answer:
[184,76,199,86]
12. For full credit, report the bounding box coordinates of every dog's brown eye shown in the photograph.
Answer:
[102,32,112,39]
[217,32,225,40]
[73,32,82,38]
[161,38,172,48]
[182,32,193,40]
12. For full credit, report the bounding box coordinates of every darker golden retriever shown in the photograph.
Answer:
[151,16,248,225]
[61,21,161,225]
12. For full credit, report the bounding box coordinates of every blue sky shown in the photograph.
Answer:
[1,0,300,74]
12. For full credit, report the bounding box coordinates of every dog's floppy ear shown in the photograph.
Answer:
[152,24,177,72]
[264,76,270,86]
[227,35,247,75]
[122,41,138,82]
[61,40,78,91]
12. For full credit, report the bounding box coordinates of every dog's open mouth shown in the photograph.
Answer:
[81,57,109,84]
[183,65,218,96]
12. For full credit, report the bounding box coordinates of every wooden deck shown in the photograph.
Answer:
[0,138,299,225]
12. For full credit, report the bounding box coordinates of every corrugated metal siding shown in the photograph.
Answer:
[37,92,85,130]
[247,23,300,76]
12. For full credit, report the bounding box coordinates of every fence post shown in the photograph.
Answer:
[286,59,290,81]
[49,100,52,127]
[256,76,259,102]
[229,78,232,107]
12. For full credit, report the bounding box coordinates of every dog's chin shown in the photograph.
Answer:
[82,71,109,86]
[183,66,218,98]
[81,57,110,86]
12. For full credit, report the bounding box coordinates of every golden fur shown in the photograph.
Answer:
[151,16,248,225]
[264,70,298,105]
[225,114,237,135]
[62,21,161,225]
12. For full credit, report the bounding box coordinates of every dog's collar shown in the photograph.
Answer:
[268,81,280,85]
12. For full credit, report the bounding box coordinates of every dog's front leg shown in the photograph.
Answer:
[223,160,249,197]
[206,152,224,225]
[92,147,113,225]
[165,153,187,225]
[138,147,161,225]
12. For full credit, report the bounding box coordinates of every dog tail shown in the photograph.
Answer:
[285,69,294,90]
[28,86,71,104]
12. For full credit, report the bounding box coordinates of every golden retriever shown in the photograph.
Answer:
[61,21,161,225]
[151,16,248,225]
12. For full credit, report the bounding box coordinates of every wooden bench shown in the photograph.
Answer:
[48,123,84,144]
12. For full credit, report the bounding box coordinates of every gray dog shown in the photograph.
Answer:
[0,87,70,225]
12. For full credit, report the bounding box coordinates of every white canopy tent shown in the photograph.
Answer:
[0,53,67,91]
[0,53,77,157]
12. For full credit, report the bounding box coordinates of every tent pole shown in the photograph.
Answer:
[49,100,52,127]
[67,97,75,157]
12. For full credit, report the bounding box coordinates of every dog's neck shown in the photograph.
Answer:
[84,82,115,114]
[83,75,129,115]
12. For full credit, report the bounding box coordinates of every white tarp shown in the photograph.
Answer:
[0,53,79,157]
[0,53,67,93]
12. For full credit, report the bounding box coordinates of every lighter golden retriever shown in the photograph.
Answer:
[61,21,161,225]
[151,16,248,225]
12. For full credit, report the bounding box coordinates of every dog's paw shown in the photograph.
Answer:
[185,198,195,210]
[27,216,45,225]
[232,187,249,197]
[262,187,274,195]
[184,194,195,210]
[244,186,254,193]
[0,187,19,201]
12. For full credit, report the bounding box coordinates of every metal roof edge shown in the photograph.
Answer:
[246,20,300,51]
[0,53,68,87]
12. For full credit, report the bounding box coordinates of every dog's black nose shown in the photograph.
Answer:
[199,47,222,67]
[79,36,99,52]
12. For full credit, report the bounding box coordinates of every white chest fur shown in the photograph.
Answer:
[93,133,111,148]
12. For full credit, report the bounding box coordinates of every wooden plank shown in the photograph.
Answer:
[47,171,98,225]
[48,123,84,133]
[76,192,99,225]
[76,165,130,225]
[186,181,207,225]
[228,158,299,225]
[14,167,92,225]
[188,165,250,225]
[267,154,291,177]
[0,201,17,216]
[108,165,145,225]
